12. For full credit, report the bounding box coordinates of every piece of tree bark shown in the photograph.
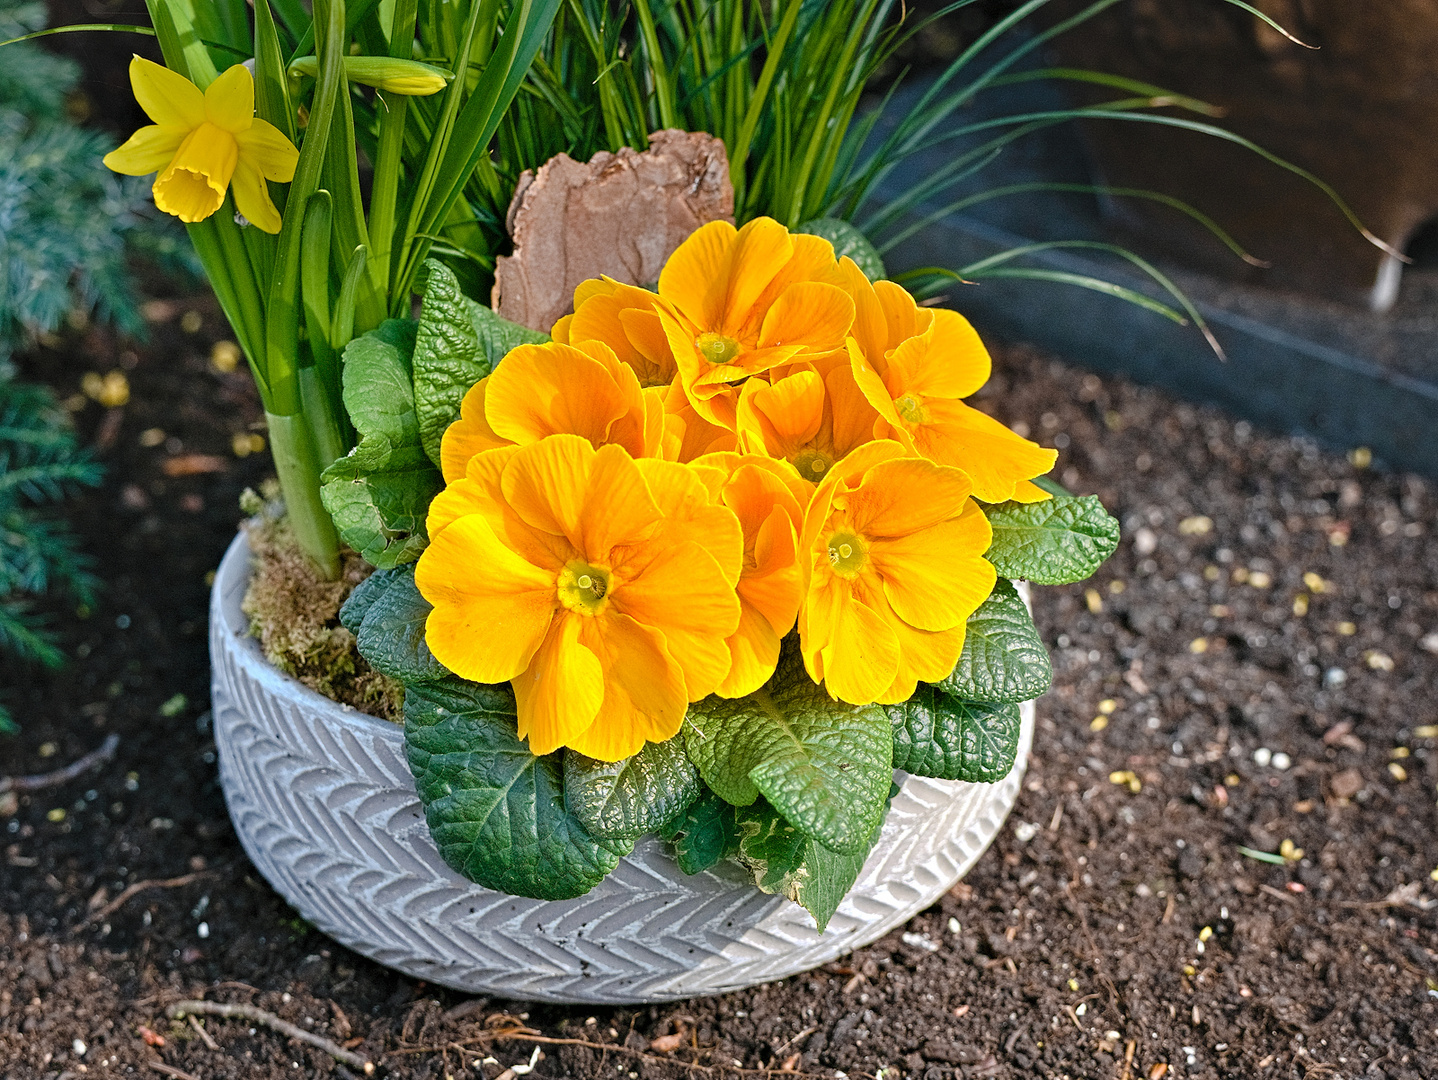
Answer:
[493,130,734,333]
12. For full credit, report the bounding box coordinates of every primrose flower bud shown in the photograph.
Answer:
[288,56,452,96]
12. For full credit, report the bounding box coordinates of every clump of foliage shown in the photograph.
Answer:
[0,376,102,732]
[0,0,188,365]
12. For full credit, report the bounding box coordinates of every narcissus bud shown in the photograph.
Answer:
[288,56,451,96]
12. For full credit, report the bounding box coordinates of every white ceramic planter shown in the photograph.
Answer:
[209,530,1035,1003]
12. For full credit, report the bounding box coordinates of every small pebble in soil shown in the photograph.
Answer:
[1253,748,1272,767]
[197,922,209,939]
[1272,752,1292,771]
[72,1039,86,1057]
[1013,821,1038,842]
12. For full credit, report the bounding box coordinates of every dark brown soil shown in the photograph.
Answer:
[2,291,1436,1080]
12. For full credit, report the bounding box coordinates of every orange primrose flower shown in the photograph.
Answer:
[735,364,880,486]
[439,340,668,482]
[657,218,855,430]
[798,441,996,705]
[103,57,297,233]
[848,304,1056,504]
[692,453,808,697]
[555,278,678,389]
[417,436,743,761]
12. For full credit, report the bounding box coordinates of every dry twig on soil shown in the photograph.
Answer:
[71,870,215,932]
[146,1062,198,1080]
[167,1000,374,1073]
[0,733,119,793]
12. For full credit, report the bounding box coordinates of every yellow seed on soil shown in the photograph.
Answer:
[1090,716,1108,732]
[1203,565,1220,581]
[1210,604,1230,617]
[1179,515,1213,536]
[1099,699,1118,715]
[1389,762,1408,782]
[1068,978,1080,991]
[1391,747,1410,759]
[1231,567,1249,583]
[1414,725,1438,739]
[1248,571,1272,589]
[1279,839,1304,862]
[211,340,241,373]
[39,742,56,757]
[1337,621,1356,636]
[180,310,203,333]
[1348,446,1372,468]
[1303,572,1330,593]
[1225,774,1241,787]
[1108,580,1126,594]
[81,370,130,408]
[1182,965,1197,976]
[47,808,65,822]
[1430,867,1438,882]
[1198,926,1213,942]
[1292,594,1309,617]
[1364,650,1395,672]
[1085,588,1103,614]
[1189,638,1208,654]
[1109,770,1141,793]
[139,427,166,447]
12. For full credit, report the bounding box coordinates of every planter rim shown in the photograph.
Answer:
[210,527,1034,1003]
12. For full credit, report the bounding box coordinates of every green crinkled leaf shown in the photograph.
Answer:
[412,259,549,467]
[795,217,886,281]
[984,495,1120,586]
[340,566,448,683]
[683,647,892,856]
[886,688,1021,782]
[660,783,739,875]
[564,739,700,843]
[320,319,443,568]
[734,798,881,932]
[939,579,1051,704]
[404,679,626,901]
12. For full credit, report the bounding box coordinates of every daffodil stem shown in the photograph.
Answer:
[265,410,341,580]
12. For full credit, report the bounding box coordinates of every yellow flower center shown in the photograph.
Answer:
[696,332,742,366]
[792,448,834,481]
[826,530,868,579]
[557,561,613,616]
[895,393,927,425]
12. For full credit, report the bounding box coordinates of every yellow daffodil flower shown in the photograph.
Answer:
[798,441,996,705]
[692,453,809,697]
[104,57,297,234]
[657,218,856,430]
[438,340,668,482]
[417,436,743,761]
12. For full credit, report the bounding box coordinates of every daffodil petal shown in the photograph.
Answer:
[416,514,556,683]
[566,613,688,761]
[204,64,255,134]
[128,56,205,130]
[234,117,299,181]
[513,613,604,756]
[870,507,996,632]
[102,125,184,176]
[229,158,282,233]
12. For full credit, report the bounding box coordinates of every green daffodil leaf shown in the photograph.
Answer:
[886,688,1021,783]
[404,678,627,901]
[564,739,701,843]
[983,495,1120,585]
[938,579,1051,704]
[412,259,548,467]
[320,319,443,568]
[684,645,892,856]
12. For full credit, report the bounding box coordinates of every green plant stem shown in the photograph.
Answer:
[265,410,341,579]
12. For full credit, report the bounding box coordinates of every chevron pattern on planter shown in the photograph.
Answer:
[210,532,1034,1003]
